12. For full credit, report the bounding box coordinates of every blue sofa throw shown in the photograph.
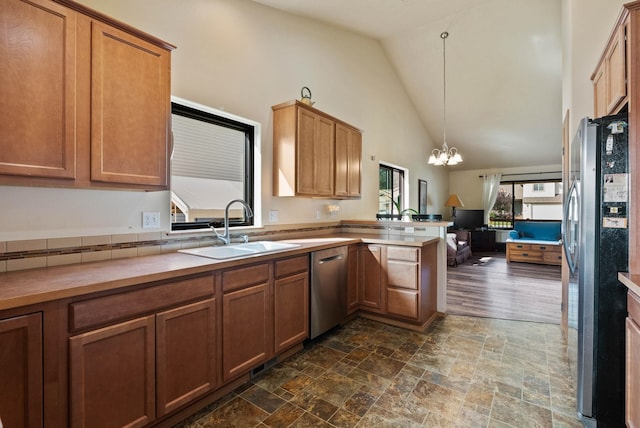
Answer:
[508,221,562,242]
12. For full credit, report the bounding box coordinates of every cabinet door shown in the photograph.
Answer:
[606,24,626,113]
[222,283,270,382]
[69,316,155,428]
[593,63,607,119]
[335,124,362,198]
[274,272,309,353]
[627,317,640,427]
[156,298,216,416]
[360,245,384,311]
[0,313,42,428]
[297,108,335,196]
[0,0,77,179]
[90,21,170,187]
[347,245,360,313]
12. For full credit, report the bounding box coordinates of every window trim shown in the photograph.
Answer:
[378,162,409,216]
[489,179,561,229]
[169,96,262,231]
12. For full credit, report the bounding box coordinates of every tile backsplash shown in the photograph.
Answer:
[0,222,345,273]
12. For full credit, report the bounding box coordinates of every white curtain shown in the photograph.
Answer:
[482,173,502,225]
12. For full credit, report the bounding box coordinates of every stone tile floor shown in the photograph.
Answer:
[174,315,581,427]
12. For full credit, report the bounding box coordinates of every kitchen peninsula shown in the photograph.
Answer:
[0,225,445,427]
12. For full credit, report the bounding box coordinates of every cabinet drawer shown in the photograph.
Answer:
[70,275,214,332]
[387,288,418,320]
[387,260,418,290]
[543,252,562,264]
[275,255,308,278]
[509,251,543,262]
[629,290,640,322]
[509,243,531,250]
[387,246,419,262]
[533,244,560,252]
[222,263,270,292]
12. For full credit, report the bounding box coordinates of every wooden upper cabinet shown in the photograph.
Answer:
[90,21,171,187]
[273,100,362,198]
[592,12,628,118]
[335,123,362,198]
[296,107,335,196]
[0,0,77,179]
[0,0,174,190]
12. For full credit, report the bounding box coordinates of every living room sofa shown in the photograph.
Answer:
[506,221,562,265]
[447,230,472,266]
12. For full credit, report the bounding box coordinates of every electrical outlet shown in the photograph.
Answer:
[269,210,279,222]
[142,212,160,229]
[316,210,322,220]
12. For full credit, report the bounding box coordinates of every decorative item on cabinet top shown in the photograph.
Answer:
[300,86,315,106]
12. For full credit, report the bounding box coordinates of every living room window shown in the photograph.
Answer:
[378,163,406,216]
[170,97,261,231]
[489,180,562,229]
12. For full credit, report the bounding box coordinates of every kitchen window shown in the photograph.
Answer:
[170,97,261,231]
[378,163,406,216]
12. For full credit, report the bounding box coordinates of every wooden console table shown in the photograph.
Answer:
[506,241,562,266]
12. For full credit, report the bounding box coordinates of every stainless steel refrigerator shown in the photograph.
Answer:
[564,113,629,427]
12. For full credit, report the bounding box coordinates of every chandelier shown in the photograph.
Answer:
[428,31,463,166]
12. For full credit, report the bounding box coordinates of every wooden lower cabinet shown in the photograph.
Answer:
[156,298,217,416]
[352,242,438,328]
[69,316,156,428]
[386,246,420,321]
[222,283,270,382]
[347,245,360,313]
[0,313,43,428]
[626,290,640,427]
[360,244,384,312]
[274,272,309,353]
[222,256,310,382]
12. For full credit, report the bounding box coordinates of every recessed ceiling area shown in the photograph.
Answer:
[251,0,562,171]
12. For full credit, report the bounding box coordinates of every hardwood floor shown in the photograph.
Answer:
[447,252,562,324]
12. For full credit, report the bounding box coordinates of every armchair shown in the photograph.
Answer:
[447,230,472,266]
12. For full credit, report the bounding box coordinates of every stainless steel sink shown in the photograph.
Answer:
[178,241,300,260]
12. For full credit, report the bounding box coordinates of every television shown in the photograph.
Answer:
[454,209,485,230]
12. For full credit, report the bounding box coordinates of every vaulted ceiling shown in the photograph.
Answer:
[251,0,563,171]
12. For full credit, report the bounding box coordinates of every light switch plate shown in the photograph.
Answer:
[269,210,279,222]
[142,212,160,229]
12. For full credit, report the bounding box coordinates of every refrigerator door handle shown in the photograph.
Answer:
[562,180,578,274]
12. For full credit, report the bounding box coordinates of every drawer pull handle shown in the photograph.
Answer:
[522,253,529,256]
[540,246,546,250]
[517,245,523,249]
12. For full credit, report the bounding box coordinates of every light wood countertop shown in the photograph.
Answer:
[618,272,640,298]
[0,233,438,311]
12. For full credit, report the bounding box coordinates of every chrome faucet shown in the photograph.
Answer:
[212,199,253,245]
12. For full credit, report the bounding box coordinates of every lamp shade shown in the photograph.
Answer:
[444,194,464,208]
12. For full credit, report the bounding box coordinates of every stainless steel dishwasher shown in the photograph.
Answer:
[310,246,348,339]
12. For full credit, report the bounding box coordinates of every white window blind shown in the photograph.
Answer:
[171,114,245,181]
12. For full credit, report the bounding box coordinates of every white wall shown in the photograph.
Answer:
[0,0,448,241]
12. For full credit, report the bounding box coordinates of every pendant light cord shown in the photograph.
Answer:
[441,31,448,149]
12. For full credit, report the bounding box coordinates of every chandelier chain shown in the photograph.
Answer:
[442,31,448,148]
